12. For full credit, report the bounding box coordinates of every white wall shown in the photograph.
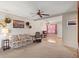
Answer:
[28,20,44,35]
[27,16,62,38]
[57,21,62,38]
[44,16,62,38]
[62,12,78,49]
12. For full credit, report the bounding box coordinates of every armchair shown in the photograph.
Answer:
[34,32,42,43]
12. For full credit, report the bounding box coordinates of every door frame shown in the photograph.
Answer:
[77,1,79,48]
[46,23,57,34]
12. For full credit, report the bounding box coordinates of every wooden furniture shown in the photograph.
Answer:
[2,39,10,51]
[42,31,47,38]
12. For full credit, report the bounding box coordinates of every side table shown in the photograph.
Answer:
[2,39,10,51]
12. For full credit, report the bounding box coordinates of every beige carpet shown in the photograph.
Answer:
[0,34,78,58]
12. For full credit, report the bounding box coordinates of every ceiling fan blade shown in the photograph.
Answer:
[41,14,49,16]
[39,14,42,18]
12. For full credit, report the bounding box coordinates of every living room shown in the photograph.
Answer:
[0,1,78,58]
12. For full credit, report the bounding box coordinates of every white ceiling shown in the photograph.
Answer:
[0,1,77,20]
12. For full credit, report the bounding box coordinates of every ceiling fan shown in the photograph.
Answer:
[32,9,50,18]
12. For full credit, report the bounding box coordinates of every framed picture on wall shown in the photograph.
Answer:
[13,20,24,28]
[68,20,76,25]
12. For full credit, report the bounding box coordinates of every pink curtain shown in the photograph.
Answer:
[47,24,57,34]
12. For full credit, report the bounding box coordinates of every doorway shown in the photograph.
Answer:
[47,24,57,34]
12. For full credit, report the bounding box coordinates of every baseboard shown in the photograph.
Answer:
[64,45,77,51]
[64,45,78,57]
